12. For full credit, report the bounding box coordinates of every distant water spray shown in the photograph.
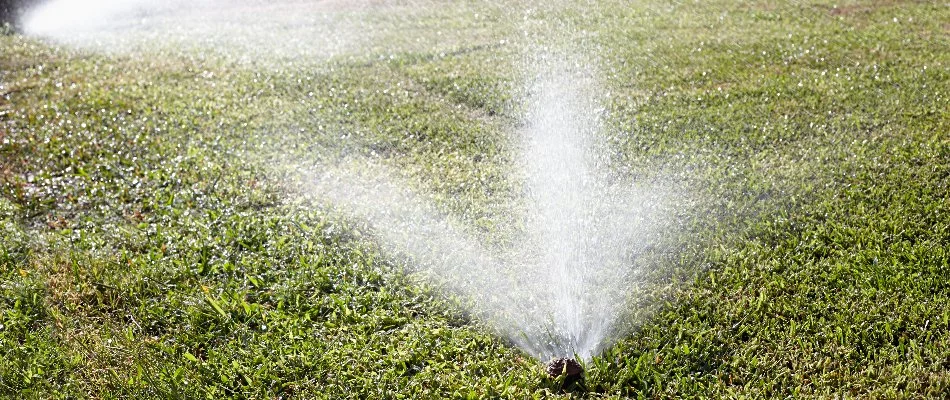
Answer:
[18,0,499,63]
[304,52,671,361]
[20,0,365,60]
[21,0,150,36]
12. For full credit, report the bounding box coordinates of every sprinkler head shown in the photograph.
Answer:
[546,358,583,383]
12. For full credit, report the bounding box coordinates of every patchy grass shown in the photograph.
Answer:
[1,0,949,398]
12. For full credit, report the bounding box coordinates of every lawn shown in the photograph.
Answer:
[1,0,948,398]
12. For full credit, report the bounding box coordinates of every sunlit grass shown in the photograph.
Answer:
[1,0,948,397]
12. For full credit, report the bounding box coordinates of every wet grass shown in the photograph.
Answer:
[1,0,949,398]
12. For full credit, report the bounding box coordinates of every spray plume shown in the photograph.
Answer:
[302,51,672,361]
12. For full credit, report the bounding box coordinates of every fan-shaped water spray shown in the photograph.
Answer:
[304,52,672,363]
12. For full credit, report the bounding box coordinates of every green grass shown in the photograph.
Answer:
[1,0,949,398]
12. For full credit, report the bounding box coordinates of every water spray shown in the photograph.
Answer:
[300,51,672,369]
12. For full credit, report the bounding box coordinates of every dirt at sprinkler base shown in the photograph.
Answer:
[546,358,583,383]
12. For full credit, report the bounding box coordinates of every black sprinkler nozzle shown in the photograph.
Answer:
[546,357,583,384]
